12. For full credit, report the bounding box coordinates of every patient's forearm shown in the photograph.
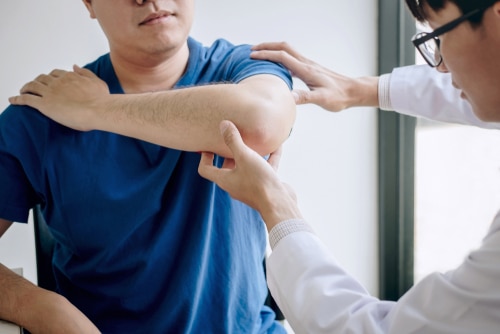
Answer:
[0,263,100,333]
[92,77,295,157]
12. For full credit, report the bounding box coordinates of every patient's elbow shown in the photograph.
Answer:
[240,98,296,156]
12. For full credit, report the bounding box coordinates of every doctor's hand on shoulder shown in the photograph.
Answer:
[251,41,380,112]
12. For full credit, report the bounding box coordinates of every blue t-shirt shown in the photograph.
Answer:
[0,37,292,333]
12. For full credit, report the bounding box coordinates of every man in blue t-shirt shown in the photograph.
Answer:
[0,0,295,333]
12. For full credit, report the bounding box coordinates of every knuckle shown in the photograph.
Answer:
[50,69,65,76]
[301,91,311,103]
[22,82,34,91]
[223,129,235,143]
[278,50,289,60]
[278,41,288,48]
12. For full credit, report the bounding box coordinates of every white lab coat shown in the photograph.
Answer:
[266,64,500,333]
[388,65,500,129]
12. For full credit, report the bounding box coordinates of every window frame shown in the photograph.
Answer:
[377,0,416,301]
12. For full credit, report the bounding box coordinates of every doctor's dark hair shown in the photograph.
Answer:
[405,0,498,24]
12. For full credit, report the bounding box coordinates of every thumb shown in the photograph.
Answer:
[267,145,283,171]
[291,89,311,105]
[219,120,246,159]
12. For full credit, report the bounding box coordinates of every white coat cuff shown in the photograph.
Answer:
[269,219,314,250]
[378,73,393,111]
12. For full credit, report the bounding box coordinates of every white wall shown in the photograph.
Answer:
[0,0,379,297]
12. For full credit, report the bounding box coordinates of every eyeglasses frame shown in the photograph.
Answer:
[411,5,492,67]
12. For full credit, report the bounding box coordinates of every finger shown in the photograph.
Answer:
[251,50,313,80]
[34,74,54,86]
[252,41,313,66]
[198,152,231,188]
[8,93,43,109]
[219,120,247,160]
[198,152,217,181]
[49,69,69,78]
[251,49,292,65]
[252,41,301,59]
[291,89,313,106]
[73,65,99,79]
[267,146,283,171]
[19,81,49,96]
[221,158,235,170]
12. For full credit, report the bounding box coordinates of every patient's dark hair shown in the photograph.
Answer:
[405,0,498,24]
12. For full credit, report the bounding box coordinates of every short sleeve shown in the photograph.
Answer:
[0,106,43,222]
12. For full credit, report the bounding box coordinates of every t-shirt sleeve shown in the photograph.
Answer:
[0,106,42,222]
[216,40,293,89]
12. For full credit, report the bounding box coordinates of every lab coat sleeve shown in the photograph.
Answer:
[388,65,500,130]
[266,232,395,334]
[266,212,500,333]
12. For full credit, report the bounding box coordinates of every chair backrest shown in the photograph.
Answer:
[263,259,285,321]
[32,205,57,291]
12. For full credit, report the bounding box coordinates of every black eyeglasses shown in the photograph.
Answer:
[412,5,491,67]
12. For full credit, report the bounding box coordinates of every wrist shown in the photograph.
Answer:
[258,185,303,231]
[346,76,380,108]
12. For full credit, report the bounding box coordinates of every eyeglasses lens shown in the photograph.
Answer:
[419,38,441,67]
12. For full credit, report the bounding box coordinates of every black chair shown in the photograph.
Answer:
[21,206,58,334]
[32,205,57,292]
[263,259,285,321]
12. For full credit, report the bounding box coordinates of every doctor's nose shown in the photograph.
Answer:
[436,58,449,74]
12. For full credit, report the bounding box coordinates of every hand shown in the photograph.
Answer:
[9,65,110,131]
[198,120,302,230]
[251,42,379,112]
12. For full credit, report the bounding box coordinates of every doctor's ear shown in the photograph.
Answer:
[494,2,500,16]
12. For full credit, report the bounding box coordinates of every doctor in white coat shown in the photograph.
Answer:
[198,0,500,333]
